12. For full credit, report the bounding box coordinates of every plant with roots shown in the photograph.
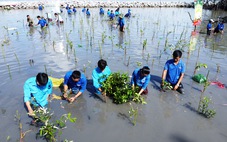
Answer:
[33,107,76,142]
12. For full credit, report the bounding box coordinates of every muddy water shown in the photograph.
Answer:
[0,7,227,142]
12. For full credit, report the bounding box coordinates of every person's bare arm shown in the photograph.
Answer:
[25,101,34,116]
[174,73,184,90]
[63,84,69,98]
[161,70,167,86]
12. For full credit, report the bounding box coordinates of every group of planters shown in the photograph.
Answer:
[21,50,216,141]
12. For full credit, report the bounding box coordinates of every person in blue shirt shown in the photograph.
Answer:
[73,6,77,13]
[109,10,115,20]
[67,7,72,14]
[107,9,111,16]
[100,7,104,15]
[66,4,69,10]
[38,4,43,11]
[24,73,53,116]
[161,50,185,94]
[82,7,86,12]
[92,59,111,96]
[86,8,91,16]
[62,70,87,103]
[117,14,125,32]
[214,21,225,34]
[125,9,131,18]
[207,19,214,35]
[115,7,120,16]
[131,66,151,95]
[36,16,47,28]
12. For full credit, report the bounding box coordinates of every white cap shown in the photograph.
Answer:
[210,19,214,22]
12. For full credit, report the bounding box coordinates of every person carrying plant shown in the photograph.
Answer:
[161,50,185,94]
[62,70,87,103]
[24,73,53,116]
[131,66,151,95]
[92,59,111,96]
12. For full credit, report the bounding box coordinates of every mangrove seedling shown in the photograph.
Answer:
[161,80,173,90]
[128,103,138,126]
[7,64,12,80]
[136,61,142,67]
[34,107,76,142]
[142,39,147,50]
[198,96,216,118]
[126,56,130,67]
[193,63,208,75]
[14,111,32,141]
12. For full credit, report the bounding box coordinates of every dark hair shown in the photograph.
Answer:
[71,70,81,79]
[27,15,29,17]
[98,59,107,70]
[173,50,182,58]
[37,16,41,18]
[36,73,48,86]
[141,66,150,75]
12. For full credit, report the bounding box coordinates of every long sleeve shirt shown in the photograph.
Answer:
[131,69,150,90]
[64,71,87,93]
[24,77,52,107]
[92,66,111,89]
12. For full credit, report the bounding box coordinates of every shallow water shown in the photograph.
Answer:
[0,7,227,142]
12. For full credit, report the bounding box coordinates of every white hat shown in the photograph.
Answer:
[210,19,214,22]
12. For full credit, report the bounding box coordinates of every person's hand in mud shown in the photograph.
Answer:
[28,109,35,116]
[62,92,68,100]
[68,96,76,103]
[173,84,179,91]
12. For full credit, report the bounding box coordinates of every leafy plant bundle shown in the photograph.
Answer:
[33,107,76,142]
[198,96,216,118]
[101,72,145,104]
[162,81,173,90]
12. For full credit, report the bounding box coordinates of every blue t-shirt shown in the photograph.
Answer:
[64,71,87,93]
[24,77,52,107]
[164,59,185,84]
[86,10,90,16]
[100,8,104,14]
[118,18,125,27]
[109,13,115,19]
[82,8,86,12]
[38,19,46,28]
[131,68,151,90]
[67,9,72,14]
[207,23,212,30]
[73,8,77,13]
[92,66,111,89]
[107,11,111,16]
[38,5,43,10]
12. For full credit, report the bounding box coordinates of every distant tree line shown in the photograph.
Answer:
[203,0,227,10]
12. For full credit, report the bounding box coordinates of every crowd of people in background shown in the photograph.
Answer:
[26,4,133,32]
